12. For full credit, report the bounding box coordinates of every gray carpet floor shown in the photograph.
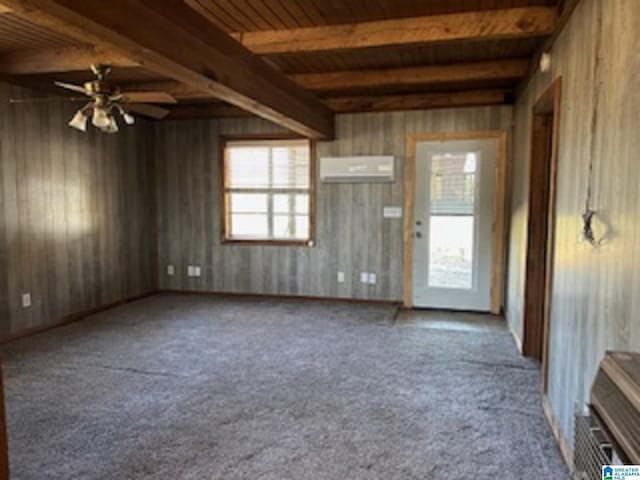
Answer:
[2,294,568,479]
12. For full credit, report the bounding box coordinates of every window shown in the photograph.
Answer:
[222,137,314,245]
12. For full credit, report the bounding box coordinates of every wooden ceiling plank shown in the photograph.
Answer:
[183,0,239,32]
[2,0,334,139]
[291,59,529,92]
[0,45,137,75]
[259,1,298,30]
[233,7,557,54]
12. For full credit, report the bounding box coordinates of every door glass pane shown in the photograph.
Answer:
[428,151,478,289]
[429,216,474,289]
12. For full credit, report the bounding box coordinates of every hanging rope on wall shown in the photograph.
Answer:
[580,6,604,248]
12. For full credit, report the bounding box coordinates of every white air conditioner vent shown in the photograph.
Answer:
[320,156,394,183]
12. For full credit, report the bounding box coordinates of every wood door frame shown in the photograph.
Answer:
[522,78,561,392]
[404,130,508,314]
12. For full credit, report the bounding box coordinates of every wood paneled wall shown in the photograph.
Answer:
[507,0,640,449]
[153,106,512,301]
[0,82,156,336]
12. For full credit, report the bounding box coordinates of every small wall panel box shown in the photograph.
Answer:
[320,156,395,183]
[383,206,402,218]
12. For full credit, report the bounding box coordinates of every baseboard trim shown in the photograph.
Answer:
[0,292,156,345]
[510,325,523,353]
[542,395,573,469]
[157,289,403,307]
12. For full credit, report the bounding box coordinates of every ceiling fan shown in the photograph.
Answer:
[54,64,177,133]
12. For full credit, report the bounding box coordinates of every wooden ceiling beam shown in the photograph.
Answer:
[221,7,557,55]
[291,59,529,92]
[122,59,527,99]
[325,90,512,113]
[165,89,512,120]
[0,46,138,75]
[1,0,334,139]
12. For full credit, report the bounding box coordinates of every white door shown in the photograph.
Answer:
[412,139,497,311]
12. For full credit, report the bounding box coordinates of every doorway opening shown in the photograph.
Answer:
[522,78,562,392]
[404,131,507,315]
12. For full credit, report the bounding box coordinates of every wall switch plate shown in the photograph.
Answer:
[368,273,377,285]
[193,266,201,277]
[383,206,403,218]
[360,272,369,284]
[22,293,31,308]
[337,271,345,283]
[167,265,175,276]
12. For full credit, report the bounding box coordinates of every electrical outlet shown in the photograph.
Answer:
[337,271,345,283]
[360,272,369,284]
[193,266,201,277]
[167,265,175,276]
[22,293,31,308]
[368,273,377,285]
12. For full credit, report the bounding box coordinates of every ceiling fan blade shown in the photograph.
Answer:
[9,96,87,104]
[126,103,171,120]
[120,91,177,104]
[54,81,88,95]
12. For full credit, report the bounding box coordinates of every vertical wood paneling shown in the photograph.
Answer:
[0,81,156,336]
[154,106,512,301]
[507,0,640,448]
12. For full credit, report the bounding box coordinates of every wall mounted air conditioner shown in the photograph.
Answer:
[320,156,395,183]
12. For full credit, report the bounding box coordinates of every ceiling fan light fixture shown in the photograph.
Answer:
[68,110,88,132]
[123,112,135,125]
[92,106,111,129]
[103,116,119,134]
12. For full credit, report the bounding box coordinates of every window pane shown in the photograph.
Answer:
[230,214,268,238]
[273,194,290,214]
[295,194,309,214]
[428,216,474,289]
[295,215,309,239]
[273,215,294,239]
[272,146,310,189]
[227,147,270,189]
[229,193,268,213]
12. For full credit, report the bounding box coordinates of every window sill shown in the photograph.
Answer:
[222,239,315,247]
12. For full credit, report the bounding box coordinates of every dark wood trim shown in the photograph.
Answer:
[0,359,8,480]
[219,134,316,247]
[158,289,402,308]
[0,292,155,345]
[522,78,562,390]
